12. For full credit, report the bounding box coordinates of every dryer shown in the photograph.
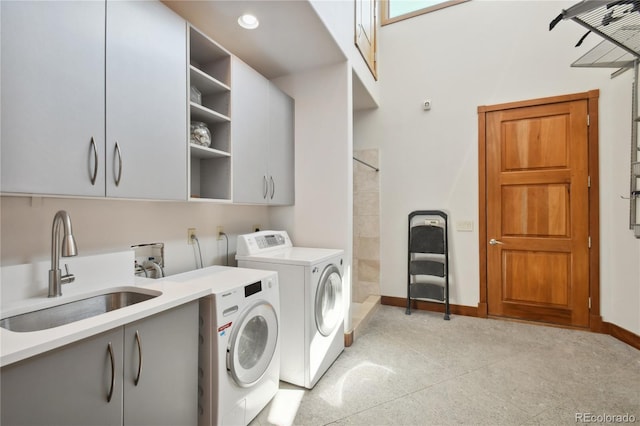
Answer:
[236,231,344,389]
[174,266,280,426]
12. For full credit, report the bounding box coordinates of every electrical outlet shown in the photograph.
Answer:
[217,226,224,240]
[252,224,261,232]
[187,228,196,244]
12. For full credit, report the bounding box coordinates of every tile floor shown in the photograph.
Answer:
[251,305,640,426]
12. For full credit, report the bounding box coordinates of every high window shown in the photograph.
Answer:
[381,0,469,25]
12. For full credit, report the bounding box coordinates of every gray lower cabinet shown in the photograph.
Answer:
[123,302,198,425]
[1,327,124,425]
[1,301,198,426]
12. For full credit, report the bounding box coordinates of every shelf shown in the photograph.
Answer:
[571,39,636,69]
[190,26,229,67]
[190,102,230,123]
[553,1,640,59]
[190,143,230,159]
[190,65,229,95]
[189,26,230,86]
[188,24,232,204]
[188,196,232,204]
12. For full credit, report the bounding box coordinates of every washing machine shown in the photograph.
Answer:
[175,266,280,426]
[236,231,344,389]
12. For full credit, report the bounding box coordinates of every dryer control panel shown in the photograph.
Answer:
[237,230,293,256]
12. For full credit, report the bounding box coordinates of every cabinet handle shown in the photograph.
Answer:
[263,176,268,199]
[114,142,123,187]
[107,342,115,403]
[90,137,98,185]
[134,330,143,386]
[270,176,275,199]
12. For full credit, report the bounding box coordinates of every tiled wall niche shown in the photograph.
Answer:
[353,149,380,303]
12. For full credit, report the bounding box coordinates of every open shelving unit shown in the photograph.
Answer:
[187,25,232,201]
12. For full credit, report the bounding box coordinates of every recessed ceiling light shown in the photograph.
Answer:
[238,14,259,30]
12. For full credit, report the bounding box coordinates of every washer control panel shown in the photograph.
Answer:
[237,230,292,256]
[256,233,286,249]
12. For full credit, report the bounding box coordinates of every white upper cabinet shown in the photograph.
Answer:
[106,1,187,200]
[268,85,295,206]
[231,58,295,205]
[1,0,187,200]
[2,1,292,204]
[1,1,106,196]
[231,58,269,204]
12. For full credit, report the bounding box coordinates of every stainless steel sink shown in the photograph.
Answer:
[0,291,159,332]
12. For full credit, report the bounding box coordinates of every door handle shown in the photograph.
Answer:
[134,330,143,386]
[107,342,115,403]
[114,142,123,187]
[489,238,504,245]
[89,137,98,185]
[270,176,275,199]
[263,176,268,199]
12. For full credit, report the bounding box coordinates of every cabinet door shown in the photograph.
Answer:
[1,328,124,426]
[106,0,187,200]
[268,84,295,205]
[123,301,198,426]
[231,58,269,204]
[1,0,106,196]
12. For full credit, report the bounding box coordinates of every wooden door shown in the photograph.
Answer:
[483,96,592,328]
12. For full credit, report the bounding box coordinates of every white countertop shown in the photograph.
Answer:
[0,265,275,367]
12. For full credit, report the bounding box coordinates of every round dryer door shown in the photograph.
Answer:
[227,300,278,388]
[315,264,343,336]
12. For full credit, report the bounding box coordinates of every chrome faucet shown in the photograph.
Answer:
[48,210,78,297]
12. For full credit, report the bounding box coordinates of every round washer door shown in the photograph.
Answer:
[226,300,278,388]
[315,264,343,337]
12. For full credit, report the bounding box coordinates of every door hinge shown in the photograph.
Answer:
[588,297,591,309]
[587,114,590,126]
[588,236,592,248]
[588,175,591,188]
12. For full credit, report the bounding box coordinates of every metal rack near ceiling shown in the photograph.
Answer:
[551,0,640,238]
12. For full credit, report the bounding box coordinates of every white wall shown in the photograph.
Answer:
[0,196,269,276]
[310,0,380,106]
[270,61,354,329]
[354,0,640,334]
